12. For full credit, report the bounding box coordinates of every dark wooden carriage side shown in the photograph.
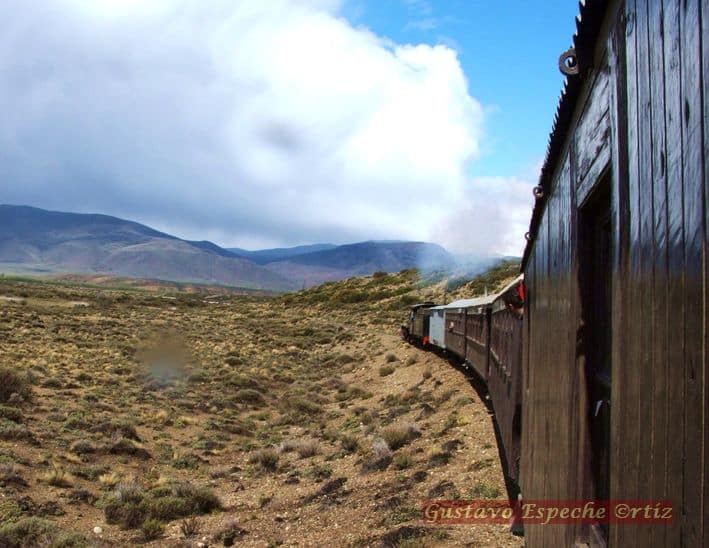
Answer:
[443,308,466,358]
[487,302,523,484]
[465,308,490,380]
[520,0,709,545]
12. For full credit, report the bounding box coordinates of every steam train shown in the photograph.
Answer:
[404,276,525,485]
[407,1,709,546]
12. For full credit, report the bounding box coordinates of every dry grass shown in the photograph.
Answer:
[0,271,521,547]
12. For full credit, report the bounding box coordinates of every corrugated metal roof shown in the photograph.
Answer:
[491,274,524,302]
[432,275,524,310]
[521,0,610,270]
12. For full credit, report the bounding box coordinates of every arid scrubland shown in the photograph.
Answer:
[0,270,522,547]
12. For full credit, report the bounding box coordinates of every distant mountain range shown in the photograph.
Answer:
[0,205,457,290]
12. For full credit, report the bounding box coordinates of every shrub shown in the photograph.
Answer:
[0,422,36,443]
[226,374,263,391]
[307,463,333,481]
[143,497,192,521]
[379,366,395,377]
[90,420,140,441]
[109,438,151,460]
[0,463,26,487]
[0,405,22,422]
[235,389,265,406]
[384,353,398,363]
[0,367,31,403]
[381,424,420,450]
[0,517,89,548]
[394,453,414,470]
[69,439,97,456]
[294,439,319,459]
[280,438,319,458]
[468,482,502,499]
[180,516,200,538]
[141,519,164,540]
[340,434,359,454]
[43,464,73,488]
[278,396,322,420]
[248,449,279,472]
[104,481,221,529]
[213,520,248,546]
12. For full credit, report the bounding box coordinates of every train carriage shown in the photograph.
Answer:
[487,280,524,484]
[406,302,435,344]
[464,299,494,380]
[520,0,709,545]
[408,279,524,487]
[442,297,493,360]
[428,306,447,349]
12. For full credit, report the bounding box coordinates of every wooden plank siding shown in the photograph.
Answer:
[488,309,524,482]
[465,311,489,379]
[443,310,466,358]
[520,0,708,545]
[647,1,669,546]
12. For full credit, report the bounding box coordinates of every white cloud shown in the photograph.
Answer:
[0,0,529,255]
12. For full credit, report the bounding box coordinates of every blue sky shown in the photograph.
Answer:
[0,0,582,255]
[345,0,581,178]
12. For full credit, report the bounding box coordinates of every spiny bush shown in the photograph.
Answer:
[468,482,502,499]
[280,439,319,458]
[394,453,415,470]
[294,439,319,458]
[278,396,322,420]
[141,519,164,540]
[362,439,393,472]
[379,365,395,377]
[248,448,279,472]
[104,481,221,529]
[0,405,22,422]
[180,516,200,538]
[380,424,421,450]
[90,420,140,441]
[69,439,97,456]
[43,464,74,488]
[226,374,263,391]
[0,463,26,487]
[0,517,88,548]
[235,388,265,406]
[0,367,31,403]
[340,434,359,454]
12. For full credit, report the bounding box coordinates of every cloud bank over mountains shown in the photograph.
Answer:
[0,0,532,256]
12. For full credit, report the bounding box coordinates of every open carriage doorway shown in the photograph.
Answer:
[578,171,612,544]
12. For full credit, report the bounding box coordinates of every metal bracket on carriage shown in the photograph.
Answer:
[558,47,579,76]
